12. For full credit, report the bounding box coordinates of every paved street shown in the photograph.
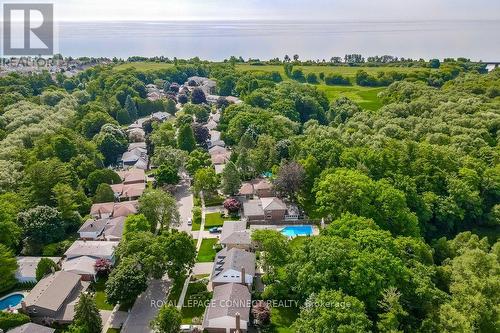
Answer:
[175,175,194,233]
[121,278,170,333]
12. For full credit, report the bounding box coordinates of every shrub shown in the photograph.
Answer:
[325,74,351,85]
[223,198,241,213]
[0,312,30,331]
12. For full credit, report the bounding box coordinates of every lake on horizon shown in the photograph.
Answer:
[56,20,500,61]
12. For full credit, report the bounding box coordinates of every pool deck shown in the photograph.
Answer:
[0,290,29,311]
[249,224,320,236]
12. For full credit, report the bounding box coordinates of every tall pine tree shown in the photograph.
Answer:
[125,95,138,121]
[177,124,196,153]
[221,161,241,195]
[73,293,102,333]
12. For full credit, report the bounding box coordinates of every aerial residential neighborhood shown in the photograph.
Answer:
[0,1,499,333]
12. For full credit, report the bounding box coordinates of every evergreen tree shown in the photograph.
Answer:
[116,108,131,125]
[236,148,253,179]
[221,161,241,196]
[177,124,196,153]
[125,95,138,120]
[73,293,102,333]
[93,183,115,203]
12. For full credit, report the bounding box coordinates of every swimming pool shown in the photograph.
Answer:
[0,293,24,310]
[280,225,313,238]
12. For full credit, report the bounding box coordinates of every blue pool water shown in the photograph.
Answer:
[0,294,24,310]
[281,225,313,238]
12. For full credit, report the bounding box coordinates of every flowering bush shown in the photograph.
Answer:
[223,198,241,213]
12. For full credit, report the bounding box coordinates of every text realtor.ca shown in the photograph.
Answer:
[2,3,54,56]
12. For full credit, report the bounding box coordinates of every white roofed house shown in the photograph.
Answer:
[62,241,119,281]
[78,218,109,240]
[211,248,255,288]
[64,241,119,263]
[77,216,126,241]
[151,111,172,122]
[15,257,61,283]
[202,283,251,333]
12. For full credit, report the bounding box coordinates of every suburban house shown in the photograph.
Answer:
[121,147,148,170]
[242,197,288,223]
[226,96,243,105]
[253,179,273,197]
[151,111,171,122]
[202,283,251,333]
[61,256,98,281]
[21,271,89,324]
[237,182,255,199]
[186,76,217,95]
[64,241,119,263]
[209,145,231,166]
[110,182,146,201]
[15,257,61,283]
[211,248,255,288]
[62,241,118,280]
[78,216,126,241]
[117,168,146,185]
[90,200,138,219]
[78,218,109,240]
[7,322,55,333]
[237,179,273,199]
[220,221,252,251]
[127,141,147,151]
[101,216,126,241]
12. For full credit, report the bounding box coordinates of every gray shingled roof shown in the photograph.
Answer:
[212,248,256,279]
[7,323,55,333]
[242,199,264,217]
[203,283,251,322]
[78,218,109,234]
[220,221,251,246]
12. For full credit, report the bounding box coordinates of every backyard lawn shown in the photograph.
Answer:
[93,278,114,310]
[196,238,219,262]
[181,281,212,324]
[268,306,299,333]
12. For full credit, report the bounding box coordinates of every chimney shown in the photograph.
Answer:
[241,267,245,285]
[20,301,27,313]
[235,312,241,333]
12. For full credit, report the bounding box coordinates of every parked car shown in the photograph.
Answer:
[209,227,222,233]
[180,325,194,332]
[187,218,192,226]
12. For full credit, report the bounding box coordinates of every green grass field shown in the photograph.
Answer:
[204,212,231,228]
[181,281,212,324]
[196,238,218,262]
[112,61,426,109]
[114,62,174,71]
[268,306,299,333]
[93,278,114,310]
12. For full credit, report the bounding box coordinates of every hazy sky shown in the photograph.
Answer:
[12,0,500,21]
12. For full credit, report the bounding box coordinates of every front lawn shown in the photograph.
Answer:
[181,281,212,324]
[93,278,114,310]
[204,212,232,228]
[196,238,219,262]
[167,276,187,305]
